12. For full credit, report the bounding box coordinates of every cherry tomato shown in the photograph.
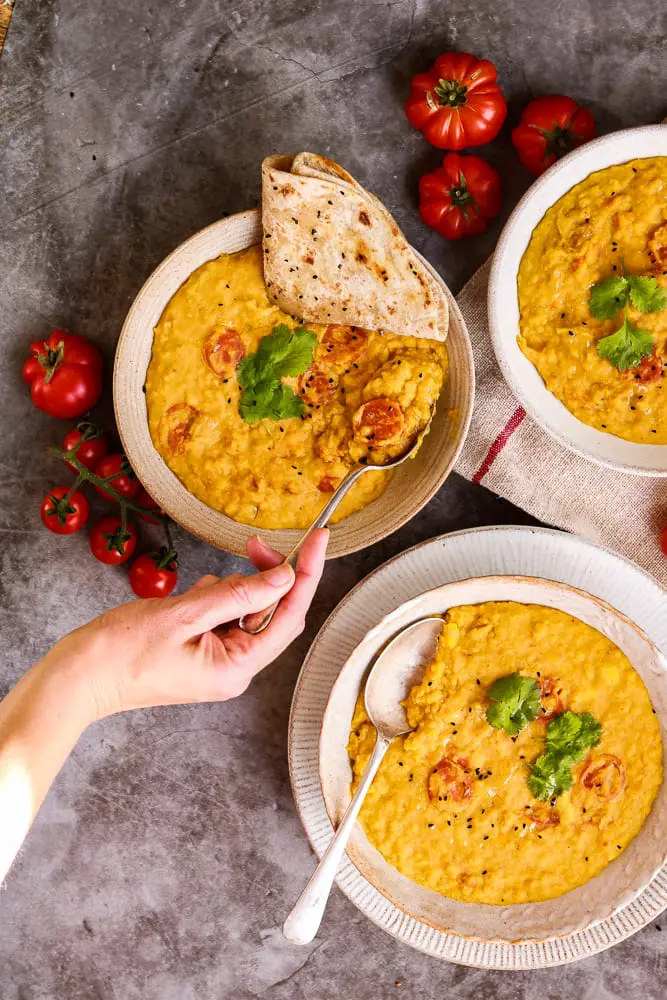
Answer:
[158,403,199,456]
[63,422,108,472]
[298,366,339,406]
[353,398,406,444]
[40,486,89,535]
[89,516,137,565]
[419,152,502,240]
[536,676,565,723]
[579,754,626,802]
[428,755,473,804]
[525,805,560,829]
[129,549,178,598]
[405,52,507,150]
[318,326,368,366]
[202,327,246,379]
[94,453,140,501]
[135,486,163,524]
[317,475,339,493]
[660,525,667,557]
[22,329,103,419]
[511,95,596,176]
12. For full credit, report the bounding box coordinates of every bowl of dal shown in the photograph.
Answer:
[318,575,667,942]
[489,125,667,475]
[114,209,474,558]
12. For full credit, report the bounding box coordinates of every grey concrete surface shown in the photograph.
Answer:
[0,1,665,997]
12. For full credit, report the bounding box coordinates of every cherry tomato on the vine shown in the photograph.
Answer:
[22,330,103,419]
[135,486,163,524]
[129,549,179,598]
[63,422,108,473]
[40,486,89,535]
[94,453,140,502]
[89,516,137,565]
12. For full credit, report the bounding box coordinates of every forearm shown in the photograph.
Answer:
[0,653,94,880]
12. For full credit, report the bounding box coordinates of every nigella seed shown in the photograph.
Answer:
[428,823,434,829]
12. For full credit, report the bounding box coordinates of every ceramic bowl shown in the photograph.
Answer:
[113,209,474,558]
[318,574,667,943]
[489,124,667,476]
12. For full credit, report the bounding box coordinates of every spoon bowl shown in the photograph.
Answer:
[282,615,444,945]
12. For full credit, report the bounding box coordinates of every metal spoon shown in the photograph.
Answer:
[282,615,444,945]
[239,414,434,635]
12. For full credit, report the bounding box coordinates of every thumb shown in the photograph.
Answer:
[170,563,295,636]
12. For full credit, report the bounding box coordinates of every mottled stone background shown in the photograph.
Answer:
[0,1,665,997]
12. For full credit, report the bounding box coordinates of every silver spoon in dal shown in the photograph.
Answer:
[239,411,435,635]
[282,614,444,945]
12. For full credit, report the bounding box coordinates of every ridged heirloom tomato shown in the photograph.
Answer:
[22,330,103,419]
[418,153,502,240]
[511,95,596,175]
[405,52,507,150]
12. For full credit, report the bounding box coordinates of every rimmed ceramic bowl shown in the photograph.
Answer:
[318,574,667,943]
[113,209,474,558]
[489,124,667,476]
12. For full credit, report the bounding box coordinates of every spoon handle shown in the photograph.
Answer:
[282,732,390,945]
[238,465,365,634]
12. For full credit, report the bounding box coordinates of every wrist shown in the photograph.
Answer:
[35,640,104,731]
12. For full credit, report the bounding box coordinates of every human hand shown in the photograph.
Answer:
[43,529,328,723]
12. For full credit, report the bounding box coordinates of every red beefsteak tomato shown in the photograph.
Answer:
[22,330,103,419]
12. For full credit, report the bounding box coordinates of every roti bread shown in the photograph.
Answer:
[261,153,448,342]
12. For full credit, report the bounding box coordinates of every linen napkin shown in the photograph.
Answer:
[454,260,667,588]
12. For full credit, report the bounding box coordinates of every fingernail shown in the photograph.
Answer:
[264,563,295,587]
[252,534,274,553]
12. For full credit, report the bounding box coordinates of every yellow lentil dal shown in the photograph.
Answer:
[518,157,667,443]
[348,601,662,905]
[145,245,447,528]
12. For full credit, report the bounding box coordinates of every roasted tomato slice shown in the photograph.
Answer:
[159,403,198,455]
[202,327,245,379]
[579,754,626,801]
[317,475,339,493]
[353,398,406,445]
[526,804,560,828]
[428,755,473,804]
[536,676,565,722]
[627,353,664,383]
[647,223,667,272]
[320,325,368,365]
[298,366,338,406]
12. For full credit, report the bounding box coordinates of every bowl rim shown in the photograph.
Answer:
[113,208,475,558]
[488,124,667,476]
[315,572,666,944]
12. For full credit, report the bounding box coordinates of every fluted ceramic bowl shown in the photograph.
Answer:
[114,209,474,557]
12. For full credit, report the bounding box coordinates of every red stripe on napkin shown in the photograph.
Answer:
[472,407,527,483]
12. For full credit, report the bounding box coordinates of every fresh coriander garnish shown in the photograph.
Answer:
[485,673,541,735]
[589,273,665,372]
[238,324,317,423]
[596,309,654,371]
[528,710,602,802]
[589,274,666,320]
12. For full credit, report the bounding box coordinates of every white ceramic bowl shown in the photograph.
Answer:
[489,124,667,476]
[113,210,474,558]
[318,575,667,943]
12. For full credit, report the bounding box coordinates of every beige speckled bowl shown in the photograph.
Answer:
[113,210,474,558]
[318,575,667,944]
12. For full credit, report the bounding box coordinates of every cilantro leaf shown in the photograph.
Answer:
[596,314,654,371]
[528,710,602,801]
[545,711,601,759]
[589,276,629,320]
[627,275,667,314]
[528,752,575,801]
[238,325,316,423]
[485,673,542,735]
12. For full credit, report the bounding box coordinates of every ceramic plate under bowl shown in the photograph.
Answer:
[288,526,667,968]
[489,124,667,476]
[113,209,474,558]
[319,575,667,944]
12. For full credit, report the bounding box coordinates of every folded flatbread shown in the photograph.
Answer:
[261,153,448,342]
